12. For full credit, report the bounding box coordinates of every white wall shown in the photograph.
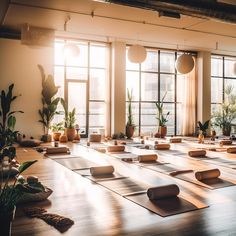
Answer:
[0,38,54,138]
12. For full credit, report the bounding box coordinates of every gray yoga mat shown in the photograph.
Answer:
[54,157,99,170]
[97,178,151,196]
[75,169,126,182]
[173,172,235,189]
[46,154,79,159]
[125,193,208,217]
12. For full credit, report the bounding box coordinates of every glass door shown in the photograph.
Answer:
[67,81,88,137]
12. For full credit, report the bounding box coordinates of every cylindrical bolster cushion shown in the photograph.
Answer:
[220,140,232,145]
[138,154,158,162]
[169,138,182,143]
[195,169,220,181]
[90,165,114,176]
[89,134,102,142]
[107,145,125,152]
[154,143,170,150]
[46,147,69,154]
[147,184,180,200]
[227,147,236,153]
[188,150,206,157]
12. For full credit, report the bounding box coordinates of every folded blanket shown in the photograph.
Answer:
[147,184,180,200]
[138,154,158,162]
[89,134,102,142]
[154,143,170,150]
[90,166,115,176]
[227,147,236,153]
[220,140,232,146]
[46,147,69,154]
[195,169,220,181]
[107,145,125,152]
[188,149,206,157]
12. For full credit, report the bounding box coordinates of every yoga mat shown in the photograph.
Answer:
[176,153,218,161]
[135,160,169,166]
[125,193,207,217]
[54,157,99,170]
[145,164,191,174]
[173,172,235,189]
[204,158,236,169]
[153,149,185,155]
[75,169,126,182]
[97,178,151,196]
[46,154,79,159]
[109,153,138,162]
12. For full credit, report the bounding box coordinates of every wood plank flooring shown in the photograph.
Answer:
[11,140,236,235]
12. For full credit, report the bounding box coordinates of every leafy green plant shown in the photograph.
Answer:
[0,84,23,149]
[211,85,236,135]
[155,92,170,127]
[126,89,135,127]
[197,120,210,136]
[0,158,38,213]
[38,65,60,135]
[50,122,64,132]
[60,98,76,128]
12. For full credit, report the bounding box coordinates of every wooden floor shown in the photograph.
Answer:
[12,139,236,236]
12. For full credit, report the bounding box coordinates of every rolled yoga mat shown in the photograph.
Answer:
[188,149,206,157]
[169,138,182,143]
[138,154,158,162]
[227,147,236,153]
[154,143,170,150]
[46,147,69,154]
[195,169,221,181]
[89,133,102,142]
[147,184,180,200]
[107,145,125,152]
[90,165,115,176]
[220,140,232,145]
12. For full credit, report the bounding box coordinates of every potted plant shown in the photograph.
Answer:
[212,85,236,136]
[126,89,135,139]
[0,85,40,236]
[155,92,170,138]
[0,149,38,236]
[50,122,64,141]
[61,98,76,141]
[0,84,24,148]
[197,120,210,137]
[38,65,60,142]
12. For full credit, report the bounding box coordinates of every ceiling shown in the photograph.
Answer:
[1,0,236,55]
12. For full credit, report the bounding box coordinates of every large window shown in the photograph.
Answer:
[126,48,184,136]
[211,55,236,115]
[54,39,109,137]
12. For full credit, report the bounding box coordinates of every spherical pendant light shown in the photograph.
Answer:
[175,54,194,74]
[128,44,147,63]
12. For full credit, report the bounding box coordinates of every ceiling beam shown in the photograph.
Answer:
[98,0,236,24]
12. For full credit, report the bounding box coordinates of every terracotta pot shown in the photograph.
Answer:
[66,128,76,141]
[0,206,16,236]
[59,133,68,143]
[53,132,61,141]
[126,125,135,139]
[158,126,167,138]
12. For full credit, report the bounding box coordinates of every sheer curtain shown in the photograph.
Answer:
[179,58,197,136]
